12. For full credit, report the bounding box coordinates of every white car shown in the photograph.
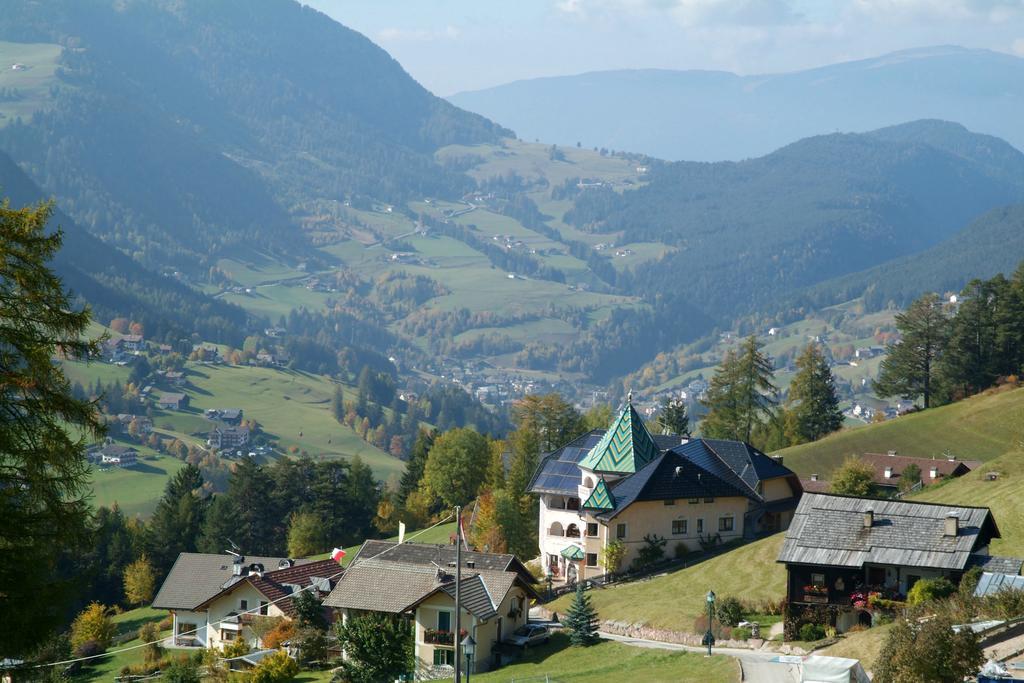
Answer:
[505,624,550,648]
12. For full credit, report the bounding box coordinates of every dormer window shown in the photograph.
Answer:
[583,476,595,488]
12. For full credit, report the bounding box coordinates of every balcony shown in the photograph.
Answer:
[424,629,454,646]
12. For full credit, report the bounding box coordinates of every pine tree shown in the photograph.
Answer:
[397,428,435,508]
[785,344,843,444]
[331,385,345,422]
[702,336,777,442]
[564,583,600,646]
[875,293,949,409]
[656,394,689,436]
[0,199,104,657]
[146,464,207,573]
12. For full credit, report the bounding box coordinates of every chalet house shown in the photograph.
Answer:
[94,443,138,467]
[164,371,186,387]
[192,559,339,650]
[152,553,329,648]
[158,392,189,410]
[115,334,145,353]
[528,400,801,583]
[778,493,1020,632]
[323,541,539,678]
[208,425,251,451]
[861,452,980,492]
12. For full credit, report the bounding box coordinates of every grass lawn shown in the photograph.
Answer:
[913,448,1024,556]
[777,385,1024,478]
[820,623,894,673]
[474,632,739,683]
[548,535,786,633]
[72,607,171,682]
[89,456,186,517]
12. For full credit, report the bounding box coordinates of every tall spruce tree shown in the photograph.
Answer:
[564,583,600,646]
[875,293,949,409]
[396,428,436,508]
[785,344,844,444]
[701,336,777,443]
[0,200,104,657]
[146,464,207,574]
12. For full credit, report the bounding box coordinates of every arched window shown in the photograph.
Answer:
[583,476,595,488]
[566,523,581,538]
[548,521,564,537]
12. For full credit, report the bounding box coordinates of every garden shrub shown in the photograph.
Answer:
[731,626,753,641]
[674,542,688,559]
[798,623,826,642]
[715,596,744,627]
[73,640,103,658]
[907,577,956,606]
[634,534,667,569]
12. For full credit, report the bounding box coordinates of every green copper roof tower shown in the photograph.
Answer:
[579,393,659,474]
[582,478,616,510]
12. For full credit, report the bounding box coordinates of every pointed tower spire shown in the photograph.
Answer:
[579,399,658,474]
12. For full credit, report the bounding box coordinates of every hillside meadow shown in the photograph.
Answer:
[778,384,1024,479]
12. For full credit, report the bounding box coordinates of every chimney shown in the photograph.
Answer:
[945,513,959,537]
[675,466,685,477]
[772,455,784,465]
[810,473,819,481]
[930,467,939,479]
[884,467,893,479]
[863,509,874,528]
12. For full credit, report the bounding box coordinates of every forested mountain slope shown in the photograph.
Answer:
[0,150,254,345]
[571,120,1024,328]
[0,0,508,272]
[801,204,1024,311]
[450,46,1024,162]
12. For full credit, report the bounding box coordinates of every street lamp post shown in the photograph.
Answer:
[462,634,476,683]
[704,590,716,657]
[545,569,553,600]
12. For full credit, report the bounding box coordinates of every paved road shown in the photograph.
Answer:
[599,632,800,682]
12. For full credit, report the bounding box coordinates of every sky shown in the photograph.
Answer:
[303,0,1024,96]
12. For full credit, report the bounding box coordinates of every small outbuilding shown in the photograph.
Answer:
[800,655,870,683]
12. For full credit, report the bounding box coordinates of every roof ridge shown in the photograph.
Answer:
[803,491,994,511]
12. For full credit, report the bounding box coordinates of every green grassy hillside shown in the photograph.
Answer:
[548,535,787,632]
[913,449,1024,556]
[0,40,64,125]
[778,385,1024,479]
[90,456,187,517]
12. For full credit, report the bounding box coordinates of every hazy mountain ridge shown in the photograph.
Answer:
[0,0,510,273]
[0,149,255,345]
[449,46,1024,161]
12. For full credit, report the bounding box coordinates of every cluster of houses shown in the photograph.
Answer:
[801,451,981,496]
[154,542,537,677]
[149,398,1021,678]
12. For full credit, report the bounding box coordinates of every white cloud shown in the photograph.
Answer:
[553,0,801,25]
[849,0,1024,23]
[1013,37,1024,54]
[377,24,461,42]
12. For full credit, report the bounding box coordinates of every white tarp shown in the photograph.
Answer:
[801,655,871,683]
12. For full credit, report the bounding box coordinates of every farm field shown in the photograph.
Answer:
[473,632,739,683]
[89,455,186,517]
[548,535,786,633]
[0,40,64,125]
[778,385,1024,479]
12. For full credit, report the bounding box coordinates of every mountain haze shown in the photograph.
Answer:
[0,0,509,272]
[449,46,1024,162]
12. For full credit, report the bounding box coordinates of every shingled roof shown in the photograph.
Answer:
[323,542,539,618]
[778,493,1002,571]
[578,402,659,474]
[194,558,341,617]
[582,478,615,510]
[595,451,756,521]
[153,554,310,611]
[860,452,981,487]
[673,438,795,500]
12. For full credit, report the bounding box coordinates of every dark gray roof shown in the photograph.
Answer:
[353,540,532,581]
[153,553,308,610]
[967,554,1023,575]
[596,451,755,521]
[778,493,1000,571]
[672,439,793,499]
[324,542,538,617]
